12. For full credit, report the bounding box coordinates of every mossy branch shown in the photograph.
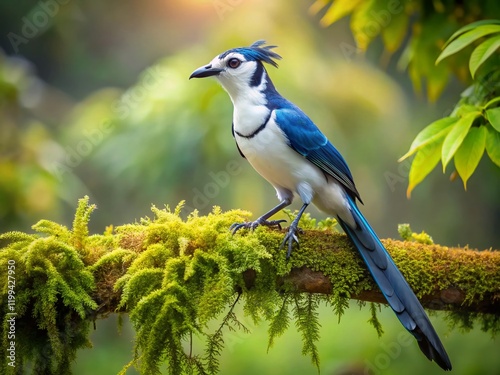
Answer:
[100,230,500,315]
[1,197,499,375]
[261,239,500,315]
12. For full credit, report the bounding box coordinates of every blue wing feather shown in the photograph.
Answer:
[274,107,362,202]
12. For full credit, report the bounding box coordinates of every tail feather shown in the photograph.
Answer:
[338,196,452,371]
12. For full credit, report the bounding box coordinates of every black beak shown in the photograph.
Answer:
[189,64,224,79]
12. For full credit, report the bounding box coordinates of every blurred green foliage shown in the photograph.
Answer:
[0,53,62,228]
[1,0,417,238]
[315,0,500,100]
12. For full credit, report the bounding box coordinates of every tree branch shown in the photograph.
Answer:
[97,228,500,316]
[238,232,500,315]
[277,265,498,315]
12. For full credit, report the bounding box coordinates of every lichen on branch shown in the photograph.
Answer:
[0,197,499,375]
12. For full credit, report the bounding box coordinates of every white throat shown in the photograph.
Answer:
[217,67,268,106]
[203,53,276,136]
[220,69,270,136]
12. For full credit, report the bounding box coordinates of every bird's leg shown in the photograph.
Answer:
[230,198,291,234]
[281,203,309,259]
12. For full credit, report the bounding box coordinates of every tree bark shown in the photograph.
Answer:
[276,265,498,315]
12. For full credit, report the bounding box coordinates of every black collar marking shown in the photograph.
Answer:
[232,122,246,158]
[234,111,272,139]
[250,63,264,87]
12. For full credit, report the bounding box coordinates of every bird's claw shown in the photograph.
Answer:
[230,219,287,235]
[280,225,302,259]
[231,218,302,259]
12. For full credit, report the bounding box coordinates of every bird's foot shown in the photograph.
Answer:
[230,218,287,235]
[280,223,303,259]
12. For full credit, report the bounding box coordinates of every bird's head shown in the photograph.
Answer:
[189,40,281,101]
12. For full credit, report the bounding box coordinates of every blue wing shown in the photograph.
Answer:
[274,106,362,202]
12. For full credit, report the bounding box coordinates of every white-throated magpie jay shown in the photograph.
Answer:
[190,40,451,370]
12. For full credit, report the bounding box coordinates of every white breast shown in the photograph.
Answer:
[234,113,354,225]
[235,115,320,199]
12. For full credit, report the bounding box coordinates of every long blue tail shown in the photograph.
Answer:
[337,196,451,370]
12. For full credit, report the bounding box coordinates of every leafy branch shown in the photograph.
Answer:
[313,1,500,194]
[400,19,500,195]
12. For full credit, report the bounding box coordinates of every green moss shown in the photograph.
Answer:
[384,239,500,305]
[0,196,98,374]
[0,197,499,374]
[398,223,434,245]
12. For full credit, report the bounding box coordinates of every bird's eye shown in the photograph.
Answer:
[227,58,241,69]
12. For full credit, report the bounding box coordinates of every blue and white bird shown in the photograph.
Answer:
[190,40,451,370]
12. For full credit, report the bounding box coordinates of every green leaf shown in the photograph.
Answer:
[486,107,500,132]
[382,10,409,53]
[485,126,500,168]
[470,35,500,78]
[436,25,500,64]
[484,97,500,109]
[399,117,457,161]
[442,20,500,49]
[441,111,480,171]
[455,104,479,118]
[454,126,487,189]
[407,140,442,198]
[350,0,381,50]
[309,0,329,16]
[427,58,449,102]
[320,0,362,27]
[407,61,422,94]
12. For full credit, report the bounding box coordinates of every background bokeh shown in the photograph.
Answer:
[1,0,499,374]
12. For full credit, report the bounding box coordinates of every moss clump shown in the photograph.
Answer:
[398,223,434,245]
[0,197,99,374]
